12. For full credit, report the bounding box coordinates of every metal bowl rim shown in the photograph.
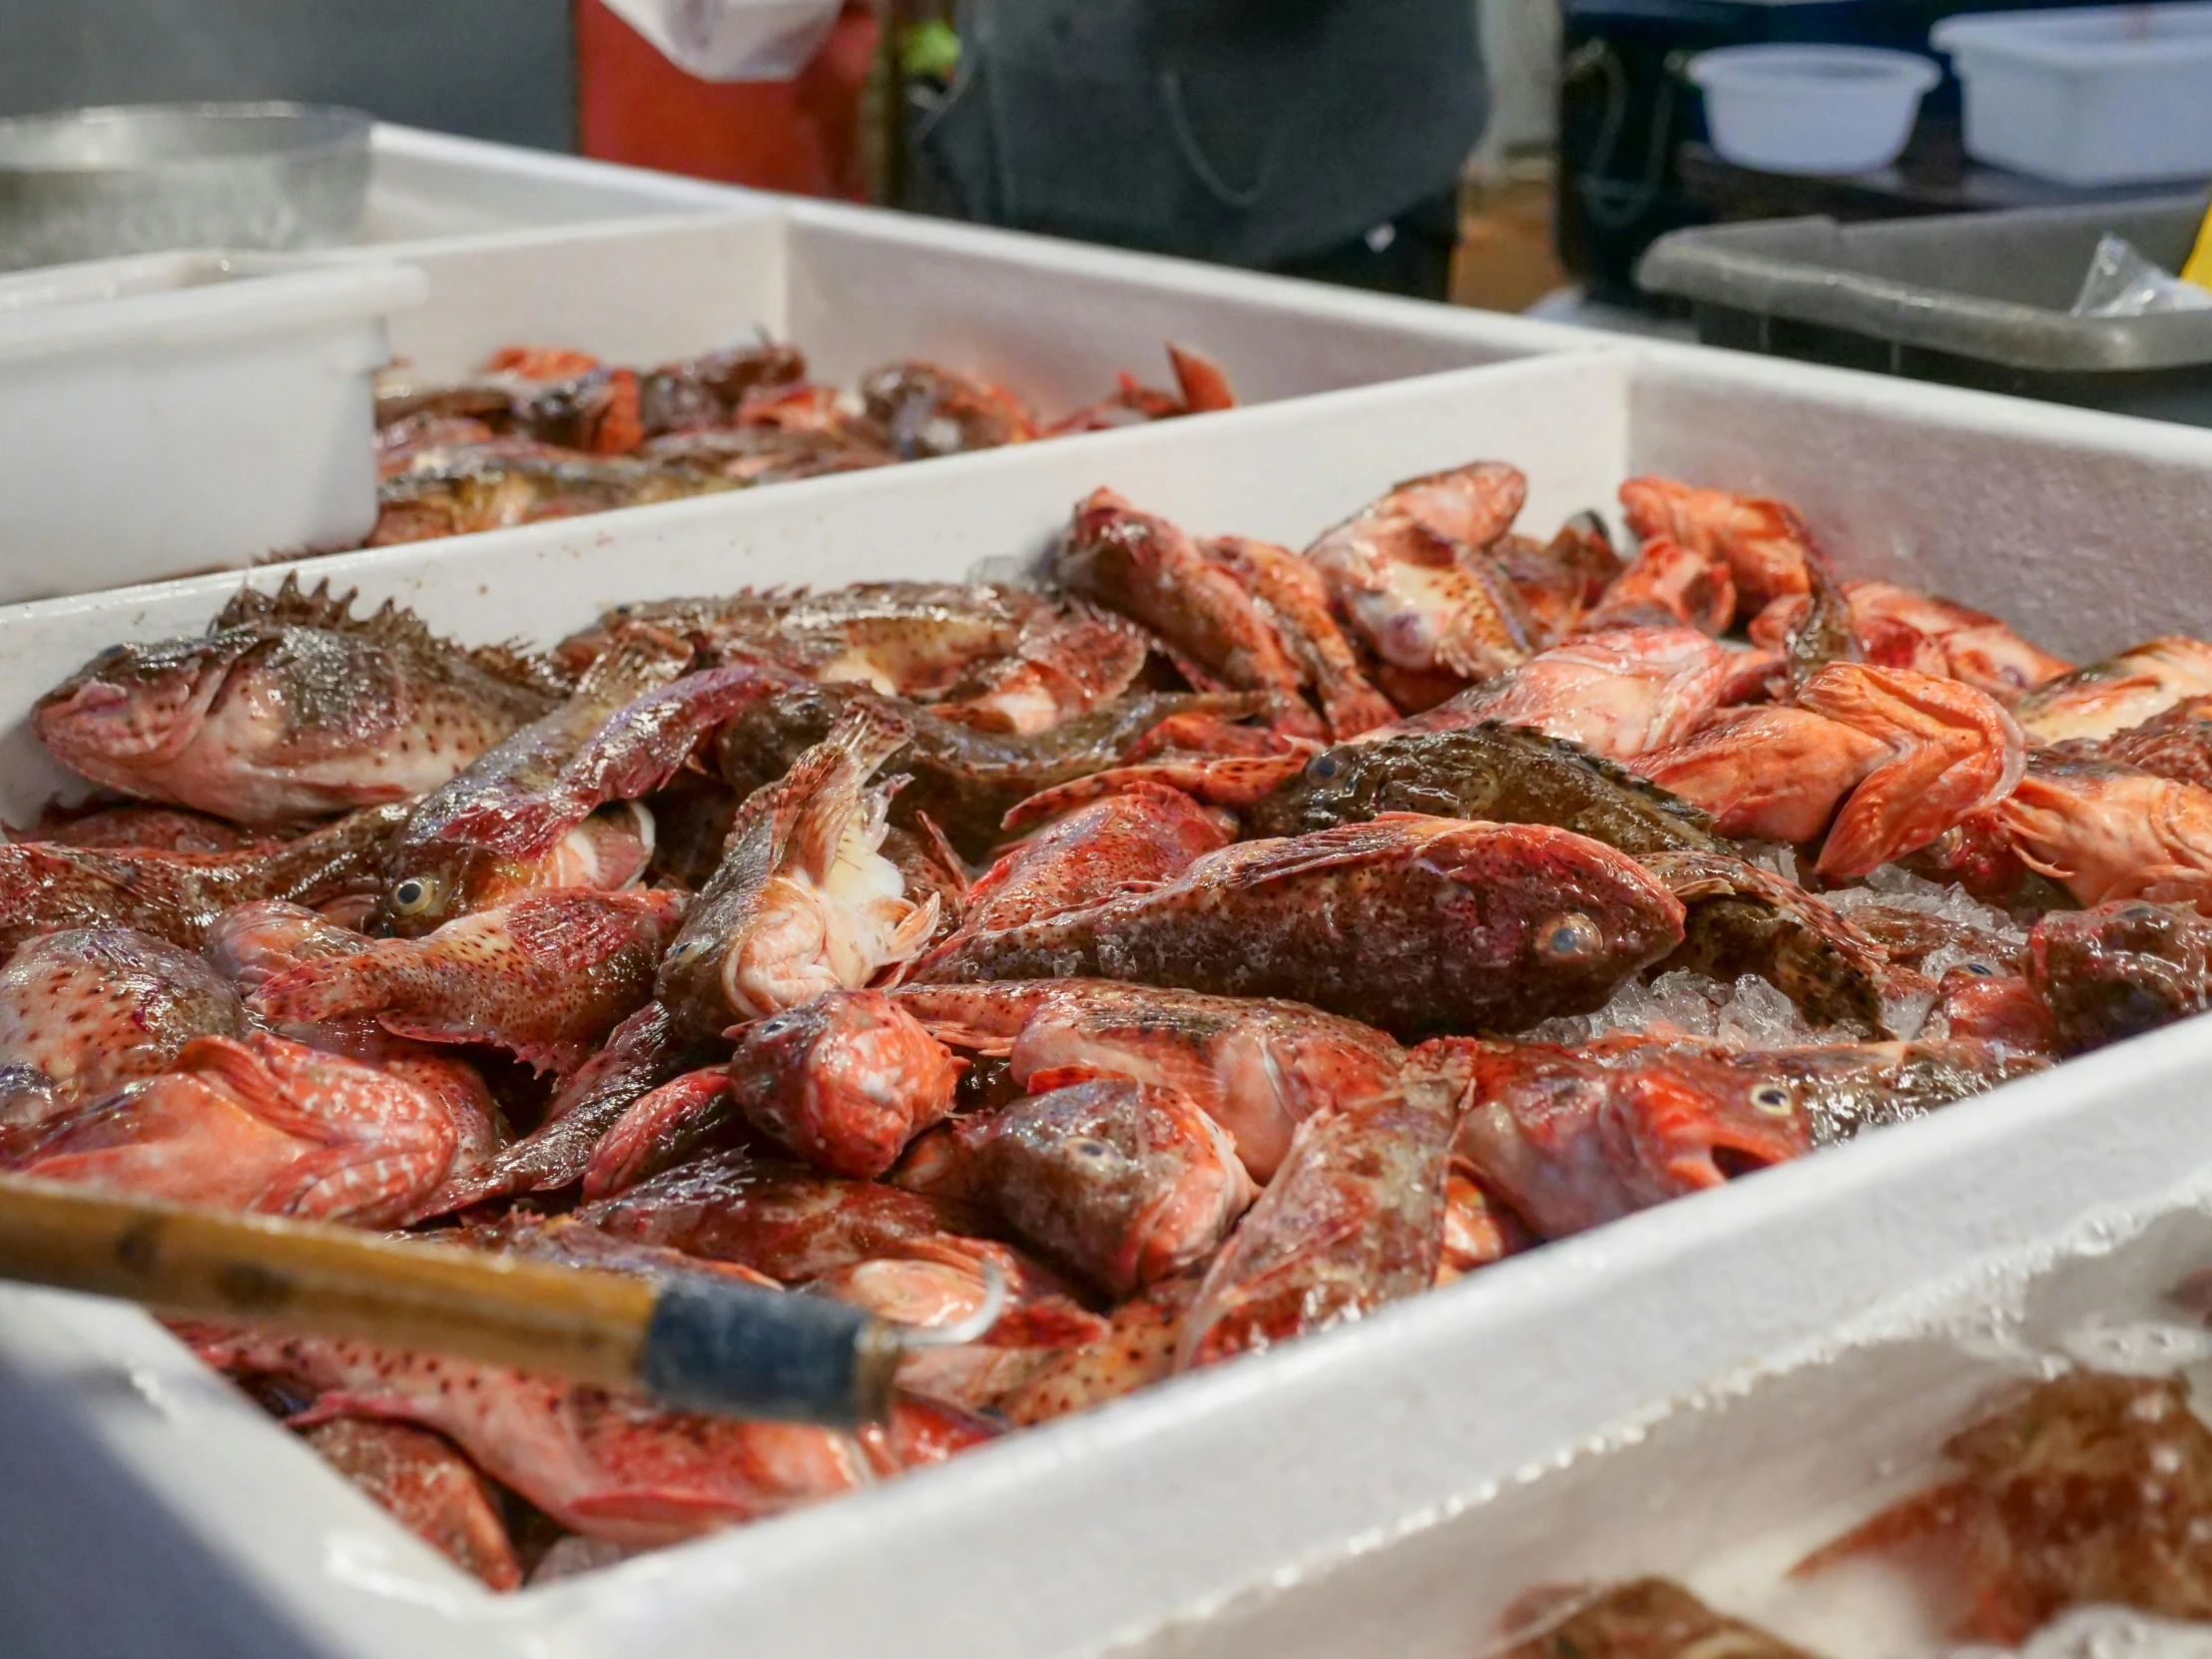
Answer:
[0,102,375,178]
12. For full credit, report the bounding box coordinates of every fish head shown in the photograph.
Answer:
[734,989,961,1179]
[1622,1051,1812,1191]
[34,632,260,785]
[1438,823,1687,1021]
[2029,899,2212,1053]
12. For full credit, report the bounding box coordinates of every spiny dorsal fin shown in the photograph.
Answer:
[211,576,572,698]
[213,574,361,634]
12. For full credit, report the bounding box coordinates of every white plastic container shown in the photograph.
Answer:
[1935,3,2212,187]
[8,348,2212,1658]
[1688,46,1939,176]
[0,252,424,605]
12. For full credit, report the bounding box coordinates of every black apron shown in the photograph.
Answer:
[919,0,1488,270]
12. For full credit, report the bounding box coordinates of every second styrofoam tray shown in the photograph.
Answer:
[8,349,2212,1658]
[365,201,1595,422]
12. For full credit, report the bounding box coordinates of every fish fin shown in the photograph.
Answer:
[271,1142,457,1227]
[575,625,696,710]
[778,710,908,880]
[1167,341,1236,413]
[873,895,942,986]
[176,1037,353,1147]
[499,893,656,971]
[906,1019,1016,1058]
[213,574,359,634]
[248,948,406,1029]
[281,1390,423,1432]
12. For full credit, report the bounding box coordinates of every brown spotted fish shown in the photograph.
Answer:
[1423,1038,1810,1240]
[914,816,1685,1038]
[34,578,560,823]
[896,978,1404,1181]
[251,888,686,1076]
[1177,1074,1460,1369]
[901,1077,1255,1299]
[0,803,409,957]
[1499,1579,1818,1659]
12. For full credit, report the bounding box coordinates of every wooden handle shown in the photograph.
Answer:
[0,1172,654,1386]
[0,1174,903,1426]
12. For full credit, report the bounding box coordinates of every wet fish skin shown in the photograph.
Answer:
[896,978,1405,1182]
[713,676,1262,859]
[0,927,245,1105]
[723,989,961,1181]
[1641,849,1930,1037]
[379,629,693,935]
[2027,899,2212,1055]
[300,1418,522,1592]
[1244,725,1724,856]
[930,1078,1256,1300]
[660,711,937,1039]
[250,888,687,1076]
[572,1149,991,1284]
[0,802,410,958]
[14,1031,461,1228]
[1177,1074,1458,1369]
[190,1325,870,1549]
[1424,1038,1810,1239]
[34,578,559,823]
[916,816,1687,1039]
[1710,1039,2045,1145]
[1498,1579,1819,1659]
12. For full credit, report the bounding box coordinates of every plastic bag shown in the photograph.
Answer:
[2070,233,2212,318]
[599,0,844,82]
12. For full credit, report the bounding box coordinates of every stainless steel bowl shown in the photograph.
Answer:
[0,103,373,272]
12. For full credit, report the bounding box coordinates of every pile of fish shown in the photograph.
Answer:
[370,337,1236,548]
[10,458,2212,1590]
[1501,1368,2212,1655]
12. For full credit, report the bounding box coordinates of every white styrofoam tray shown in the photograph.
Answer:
[361,200,1596,421]
[9,348,2212,1659]
[354,124,750,253]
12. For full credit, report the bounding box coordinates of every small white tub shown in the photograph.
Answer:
[1689,45,1940,177]
[1935,2,2212,188]
[0,252,424,604]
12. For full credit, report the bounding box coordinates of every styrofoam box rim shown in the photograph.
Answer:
[10,347,2212,1659]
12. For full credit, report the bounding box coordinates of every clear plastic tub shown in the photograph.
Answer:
[1687,46,1939,177]
[0,251,424,604]
[1934,3,2212,188]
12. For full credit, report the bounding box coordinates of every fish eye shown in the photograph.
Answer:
[1751,1084,1794,1117]
[1307,753,1342,782]
[1067,1137,1119,1165]
[388,875,443,916]
[1535,911,1603,963]
[1964,961,1995,977]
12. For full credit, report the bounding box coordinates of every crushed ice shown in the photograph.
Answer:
[1949,1609,2212,1659]
[1528,970,1834,1050]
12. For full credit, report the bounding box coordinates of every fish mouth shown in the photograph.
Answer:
[35,658,231,766]
[1709,1145,1782,1182]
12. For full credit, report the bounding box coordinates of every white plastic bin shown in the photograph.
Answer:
[7,349,2212,1658]
[0,252,424,605]
[1934,3,2212,187]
